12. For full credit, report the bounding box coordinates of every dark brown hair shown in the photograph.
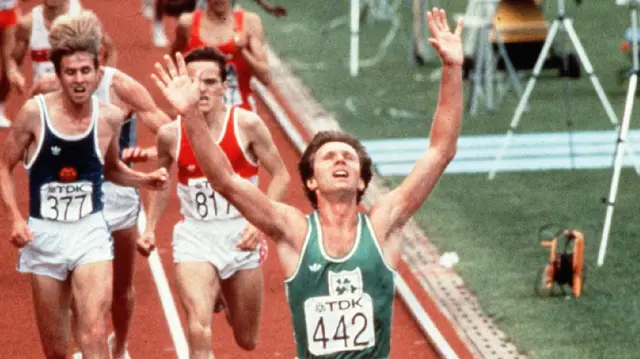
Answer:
[49,10,102,74]
[299,131,373,208]
[184,46,228,82]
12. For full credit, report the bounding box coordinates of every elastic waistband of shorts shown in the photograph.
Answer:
[28,211,106,226]
[181,215,247,225]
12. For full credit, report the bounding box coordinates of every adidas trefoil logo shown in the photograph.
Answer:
[51,146,61,156]
[309,263,321,272]
[187,164,196,172]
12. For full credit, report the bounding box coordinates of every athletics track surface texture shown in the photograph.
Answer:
[0,0,442,357]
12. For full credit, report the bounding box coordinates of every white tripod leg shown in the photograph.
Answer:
[598,4,640,266]
[598,73,637,266]
[488,20,561,180]
[563,19,640,175]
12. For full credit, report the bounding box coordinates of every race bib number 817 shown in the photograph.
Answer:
[304,293,375,356]
[40,181,93,222]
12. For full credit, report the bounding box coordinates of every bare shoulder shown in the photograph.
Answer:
[13,97,41,131]
[235,107,267,138]
[177,12,194,29]
[244,11,264,33]
[15,12,32,37]
[276,200,310,246]
[236,107,262,127]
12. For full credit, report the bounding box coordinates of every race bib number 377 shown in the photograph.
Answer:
[40,181,93,222]
[304,293,375,356]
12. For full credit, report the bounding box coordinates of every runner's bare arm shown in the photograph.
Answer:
[6,14,29,70]
[102,107,168,189]
[144,122,176,232]
[113,71,171,134]
[241,13,271,86]
[5,15,30,93]
[182,106,305,241]
[369,9,463,267]
[2,22,16,72]
[369,64,462,253]
[0,99,38,222]
[243,110,290,201]
[170,13,192,57]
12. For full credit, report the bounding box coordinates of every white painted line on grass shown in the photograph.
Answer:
[137,210,189,359]
[252,80,459,359]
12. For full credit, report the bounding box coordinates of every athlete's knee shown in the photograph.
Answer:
[76,320,108,349]
[233,329,259,351]
[187,318,212,346]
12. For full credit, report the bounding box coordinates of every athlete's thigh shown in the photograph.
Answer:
[30,274,72,354]
[112,225,138,291]
[70,260,113,325]
[175,262,220,322]
[220,266,264,332]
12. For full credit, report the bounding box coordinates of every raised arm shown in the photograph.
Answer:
[370,9,463,255]
[242,110,290,201]
[240,13,271,86]
[151,54,306,241]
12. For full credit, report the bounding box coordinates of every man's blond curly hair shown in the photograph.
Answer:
[48,10,103,73]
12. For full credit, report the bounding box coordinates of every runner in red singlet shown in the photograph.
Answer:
[141,47,290,358]
[170,0,271,112]
[0,0,19,127]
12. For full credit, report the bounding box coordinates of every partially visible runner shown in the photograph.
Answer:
[152,7,463,358]
[91,61,173,359]
[3,0,116,102]
[0,0,20,127]
[22,16,173,359]
[140,46,290,359]
[0,10,168,359]
[171,0,272,111]
[151,0,285,48]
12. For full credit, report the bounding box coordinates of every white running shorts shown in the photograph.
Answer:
[102,181,140,232]
[18,212,113,281]
[173,217,265,280]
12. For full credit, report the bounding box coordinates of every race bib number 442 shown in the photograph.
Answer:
[304,293,375,356]
[40,181,93,222]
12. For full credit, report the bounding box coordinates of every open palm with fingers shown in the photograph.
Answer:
[151,53,202,114]
[426,8,464,66]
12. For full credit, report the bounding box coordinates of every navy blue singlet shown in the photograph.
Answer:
[26,94,104,221]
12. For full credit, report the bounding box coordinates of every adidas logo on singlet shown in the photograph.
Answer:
[309,263,321,272]
[51,146,61,156]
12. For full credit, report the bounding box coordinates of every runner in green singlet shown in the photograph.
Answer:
[151,7,464,358]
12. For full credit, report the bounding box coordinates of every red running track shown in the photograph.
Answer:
[0,0,455,357]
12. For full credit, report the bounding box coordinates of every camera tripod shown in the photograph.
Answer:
[487,0,640,179]
[598,0,640,266]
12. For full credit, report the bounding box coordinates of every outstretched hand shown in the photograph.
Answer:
[426,8,464,66]
[151,53,202,114]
